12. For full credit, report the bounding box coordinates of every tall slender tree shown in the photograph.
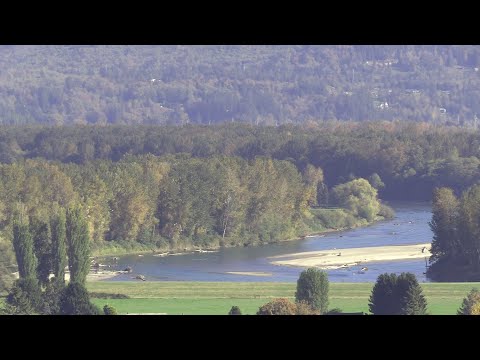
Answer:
[31,218,52,286]
[51,209,67,284]
[9,212,43,314]
[12,217,37,280]
[429,187,460,265]
[458,185,480,273]
[66,206,90,285]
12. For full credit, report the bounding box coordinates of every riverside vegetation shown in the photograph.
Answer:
[3,121,480,292]
[0,135,393,293]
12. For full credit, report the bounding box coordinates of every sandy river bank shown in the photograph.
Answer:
[269,243,431,270]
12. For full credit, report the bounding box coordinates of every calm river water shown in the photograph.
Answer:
[106,202,433,282]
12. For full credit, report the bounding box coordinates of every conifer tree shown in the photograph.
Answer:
[369,273,399,315]
[397,272,428,315]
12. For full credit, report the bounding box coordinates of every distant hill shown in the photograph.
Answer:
[0,45,479,126]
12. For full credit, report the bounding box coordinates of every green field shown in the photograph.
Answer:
[87,282,480,315]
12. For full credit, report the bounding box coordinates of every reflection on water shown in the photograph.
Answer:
[107,202,433,282]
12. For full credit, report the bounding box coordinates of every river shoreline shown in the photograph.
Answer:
[83,203,432,283]
[87,216,391,282]
[92,215,390,259]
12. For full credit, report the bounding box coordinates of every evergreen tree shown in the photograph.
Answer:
[295,267,329,314]
[59,282,100,315]
[228,306,242,315]
[397,272,428,315]
[51,209,67,284]
[429,187,460,266]
[4,278,42,314]
[370,272,427,315]
[369,273,399,315]
[458,185,480,273]
[66,206,90,285]
[42,279,65,315]
[428,185,480,281]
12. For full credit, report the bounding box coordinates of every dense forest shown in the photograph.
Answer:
[0,122,478,200]
[0,45,479,126]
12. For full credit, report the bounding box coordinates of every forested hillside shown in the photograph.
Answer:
[0,45,479,126]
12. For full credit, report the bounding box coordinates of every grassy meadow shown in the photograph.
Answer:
[87,281,480,315]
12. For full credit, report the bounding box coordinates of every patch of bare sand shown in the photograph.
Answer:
[269,243,431,269]
[225,271,273,277]
[11,270,120,282]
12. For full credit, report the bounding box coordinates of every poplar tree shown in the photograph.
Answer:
[12,218,37,280]
[51,209,67,284]
[66,206,90,285]
[31,218,52,286]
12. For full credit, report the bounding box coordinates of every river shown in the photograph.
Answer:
[105,202,433,282]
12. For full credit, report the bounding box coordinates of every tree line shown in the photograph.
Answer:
[0,122,478,200]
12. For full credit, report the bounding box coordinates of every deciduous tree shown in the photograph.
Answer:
[51,208,67,283]
[257,298,297,315]
[66,206,90,285]
[458,289,480,315]
[295,267,329,314]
